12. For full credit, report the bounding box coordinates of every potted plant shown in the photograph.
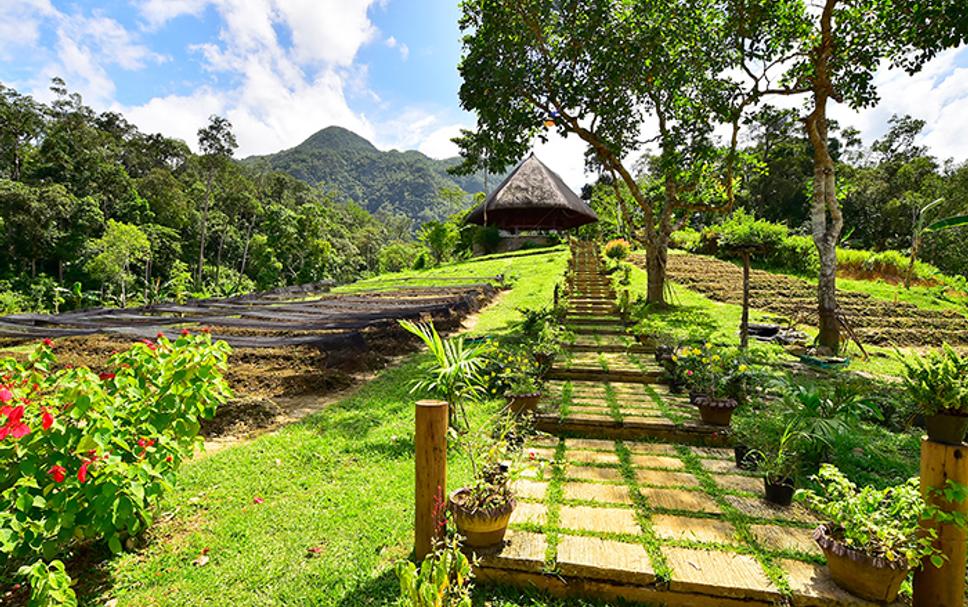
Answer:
[679,344,745,426]
[796,464,948,603]
[729,410,765,471]
[505,372,542,415]
[899,344,968,445]
[449,416,518,550]
[755,423,801,507]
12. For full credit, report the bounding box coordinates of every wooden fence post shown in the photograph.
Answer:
[415,399,448,562]
[913,438,968,607]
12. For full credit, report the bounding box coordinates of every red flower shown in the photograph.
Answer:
[200,327,211,334]
[42,338,54,348]
[165,455,173,463]
[156,332,165,339]
[180,328,191,336]
[0,406,30,440]
[48,465,66,483]
[253,496,264,504]
[41,408,54,431]
[99,372,116,381]
[77,460,91,483]
[0,386,11,403]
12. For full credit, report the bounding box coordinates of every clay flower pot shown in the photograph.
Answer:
[449,489,516,550]
[507,392,542,415]
[924,412,968,445]
[690,394,739,427]
[763,476,795,506]
[813,524,909,603]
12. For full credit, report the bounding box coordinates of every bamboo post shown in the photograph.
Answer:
[740,251,751,349]
[913,438,968,607]
[414,399,448,562]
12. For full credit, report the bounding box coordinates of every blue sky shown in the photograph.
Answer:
[1,1,967,189]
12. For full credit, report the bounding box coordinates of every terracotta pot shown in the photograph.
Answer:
[924,412,968,445]
[734,445,761,471]
[507,392,542,415]
[763,477,795,506]
[814,524,909,603]
[691,394,739,427]
[449,489,515,550]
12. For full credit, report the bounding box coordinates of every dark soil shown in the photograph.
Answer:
[649,253,968,347]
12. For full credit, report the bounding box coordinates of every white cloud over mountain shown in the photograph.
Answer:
[1,0,966,192]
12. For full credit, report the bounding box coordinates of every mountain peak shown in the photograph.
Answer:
[299,126,378,153]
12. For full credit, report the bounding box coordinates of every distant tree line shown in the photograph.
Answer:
[0,79,465,313]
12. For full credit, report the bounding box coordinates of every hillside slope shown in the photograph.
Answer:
[243,126,504,223]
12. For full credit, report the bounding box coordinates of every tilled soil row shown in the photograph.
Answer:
[637,253,968,347]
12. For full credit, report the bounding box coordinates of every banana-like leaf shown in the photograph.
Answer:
[925,215,968,232]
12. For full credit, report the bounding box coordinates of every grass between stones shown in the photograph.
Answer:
[614,440,673,581]
[674,445,795,597]
[540,440,567,572]
[603,383,623,423]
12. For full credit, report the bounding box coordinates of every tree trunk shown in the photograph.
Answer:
[237,219,254,290]
[197,174,212,288]
[805,0,843,353]
[643,231,668,306]
[215,230,225,288]
[740,252,751,349]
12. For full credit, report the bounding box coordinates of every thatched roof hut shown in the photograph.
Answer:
[465,154,597,230]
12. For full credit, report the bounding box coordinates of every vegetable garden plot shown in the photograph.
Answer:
[650,253,968,347]
[0,283,498,350]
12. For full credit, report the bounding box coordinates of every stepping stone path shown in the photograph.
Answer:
[477,241,895,606]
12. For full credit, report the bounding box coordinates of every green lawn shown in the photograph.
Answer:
[81,247,591,607]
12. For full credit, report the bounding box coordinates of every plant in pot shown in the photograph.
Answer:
[754,422,801,507]
[449,415,518,551]
[504,371,542,415]
[899,344,968,445]
[796,464,950,603]
[730,408,766,471]
[680,344,744,426]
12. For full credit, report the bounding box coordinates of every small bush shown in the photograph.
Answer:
[764,234,819,275]
[603,239,632,261]
[717,209,788,254]
[670,228,701,252]
[1,333,232,603]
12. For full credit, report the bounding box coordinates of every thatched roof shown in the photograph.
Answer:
[465,154,597,230]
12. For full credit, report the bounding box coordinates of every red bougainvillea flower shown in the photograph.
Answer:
[0,405,30,440]
[685,370,693,376]
[42,338,54,348]
[48,465,67,483]
[180,328,191,336]
[77,460,91,483]
[99,372,116,381]
[41,408,54,431]
[0,386,11,403]
[253,496,264,504]
[165,455,174,463]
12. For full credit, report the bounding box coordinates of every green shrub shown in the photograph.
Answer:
[670,228,701,252]
[764,234,819,275]
[716,208,788,253]
[395,535,472,607]
[1,333,233,604]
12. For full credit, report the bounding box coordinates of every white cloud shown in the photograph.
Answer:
[385,35,409,61]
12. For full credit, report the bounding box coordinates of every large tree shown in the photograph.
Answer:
[453,0,804,305]
[195,115,238,287]
[761,0,967,351]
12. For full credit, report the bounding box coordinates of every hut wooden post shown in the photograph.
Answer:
[415,400,448,561]
[913,438,968,607]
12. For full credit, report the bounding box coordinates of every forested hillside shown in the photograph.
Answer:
[243,126,499,222]
[0,80,421,313]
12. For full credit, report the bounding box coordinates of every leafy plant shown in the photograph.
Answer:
[0,333,232,605]
[674,343,750,400]
[796,464,945,568]
[399,320,487,430]
[754,422,802,482]
[602,238,632,261]
[898,344,968,416]
[453,414,518,513]
[505,372,540,396]
[395,535,473,607]
[779,379,882,460]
